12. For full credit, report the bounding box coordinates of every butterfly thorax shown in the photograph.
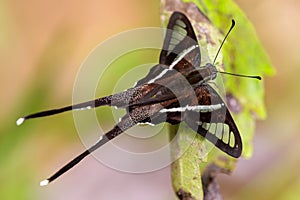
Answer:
[185,63,217,85]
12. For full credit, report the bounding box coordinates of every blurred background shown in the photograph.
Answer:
[0,0,299,199]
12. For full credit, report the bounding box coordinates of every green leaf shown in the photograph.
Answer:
[161,0,275,199]
[170,124,204,200]
[186,0,275,157]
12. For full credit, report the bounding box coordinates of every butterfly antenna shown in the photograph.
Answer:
[218,71,261,80]
[211,19,261,80]
[213,19,235,65]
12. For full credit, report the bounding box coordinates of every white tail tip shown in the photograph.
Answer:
[40,179,49,186]
[16,118,25,126]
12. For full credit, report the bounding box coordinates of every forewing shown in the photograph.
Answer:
[160,12,201,70]
[135,12,201,87]
[184,85,242,158]
[133,64,168,87]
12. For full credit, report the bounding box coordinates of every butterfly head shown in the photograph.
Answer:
[204,63,218,81]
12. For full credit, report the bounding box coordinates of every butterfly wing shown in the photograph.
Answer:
[184,84,242,158]
[135,12,201,87]
[159,11,200,69]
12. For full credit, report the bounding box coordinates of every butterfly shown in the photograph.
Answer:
[17,12,261,186]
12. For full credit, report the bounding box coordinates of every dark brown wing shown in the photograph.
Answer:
[184,84,242,158]
[159,12,200,69]
[135,12,200,86]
